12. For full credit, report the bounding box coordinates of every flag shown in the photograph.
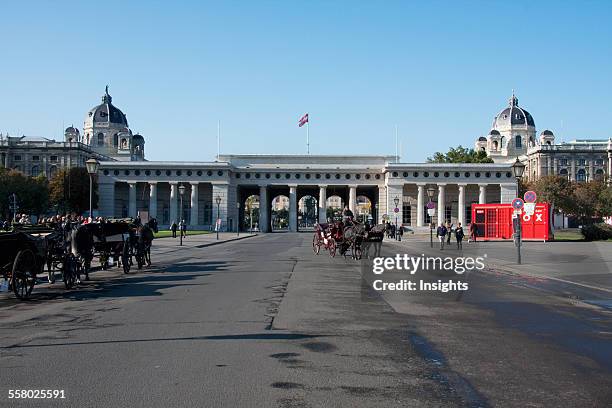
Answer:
[298,113,309,127]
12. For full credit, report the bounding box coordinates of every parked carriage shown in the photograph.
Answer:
[313,221,385,260]
[0,231,47,299]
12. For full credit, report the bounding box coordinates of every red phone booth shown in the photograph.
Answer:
[471,203,551,241]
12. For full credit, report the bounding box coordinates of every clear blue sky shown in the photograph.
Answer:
[1,1,611,162]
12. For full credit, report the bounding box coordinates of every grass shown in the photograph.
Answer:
[154,230,212,238]
[553,229,584,242]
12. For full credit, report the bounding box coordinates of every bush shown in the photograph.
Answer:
[581,223,612,241]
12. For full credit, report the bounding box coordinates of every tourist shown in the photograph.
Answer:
[455,223,465,249]
[171,220,177,238]
[468,222,477,243]
[436,223,447,250]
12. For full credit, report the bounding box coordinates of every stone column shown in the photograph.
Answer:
[259,185,269,233]
[589,159,595,181]
[190,182,199,226]
[128,182,137,218]
[553,158,558,175]
[437,184,446,225]
[416,184,425,227]
[377,186,387,225]
[478,184,487,204]
[318,185,327,224]
[457,184,466,226]
[349,185,357,214]
[289,185,297,232]
[212,183,229,231]
[571,160,576,181]
[169,182,178,224]
[149,182,157,220]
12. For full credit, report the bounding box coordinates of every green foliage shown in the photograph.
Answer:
[0,168,49,219]
[531,176,574,214]
[427,146,494,163]
[581,223,612,241]
[49,167,98,215]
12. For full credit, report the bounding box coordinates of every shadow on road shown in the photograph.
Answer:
[2,332,322,349]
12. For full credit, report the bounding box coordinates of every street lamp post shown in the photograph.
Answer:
[236,202,240,237]
[85,158,100,221]
[393,196,400,241]
[178,184,186,246]
[215,195,222,240]
[426,186,435,248]
[512,157,526,264]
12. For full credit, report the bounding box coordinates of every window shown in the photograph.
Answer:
[32,155,40,161]
[49,166,58,178]
[515,135,522,148]
[577,159,586,166]
[97,133,104,146]
[493,141,498,150]
[559,168,568,177]
[576,169,586,182]
[14,155,22,161]
[30,165,39,177]
[595,169,604,180]
[559,158,568,166]
[402,204,411,225]
[595,159,604,166]
[50,155,58,162]
[113,133,119,147]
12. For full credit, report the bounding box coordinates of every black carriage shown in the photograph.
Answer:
[0,231,46,299]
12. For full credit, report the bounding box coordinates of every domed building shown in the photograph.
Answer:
[476,93,537,161]
[83,86,145,161]
[475,93,611,184]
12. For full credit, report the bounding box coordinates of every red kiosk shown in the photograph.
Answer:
[471,201,551,241]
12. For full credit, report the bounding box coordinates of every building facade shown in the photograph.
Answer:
[475,93,612,182]
[96,155,517,231]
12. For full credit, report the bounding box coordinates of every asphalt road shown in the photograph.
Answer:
[1,234,612,407]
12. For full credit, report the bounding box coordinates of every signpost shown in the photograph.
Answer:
[511,197,524,264]
[426,202,436,247]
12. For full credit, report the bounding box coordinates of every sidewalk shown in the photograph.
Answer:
[0,232,258,305]
[385,236,612,295]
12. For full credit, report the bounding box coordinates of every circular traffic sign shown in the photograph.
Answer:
[394,207,400,213]
[426,201,435,209]
[511,198,524,210]
[524,190,537,203]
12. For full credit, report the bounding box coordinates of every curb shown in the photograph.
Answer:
[195,234,258,248]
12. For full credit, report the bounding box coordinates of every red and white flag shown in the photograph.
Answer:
[298,113,309,127]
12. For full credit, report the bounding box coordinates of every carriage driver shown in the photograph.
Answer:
[342,205,354,226]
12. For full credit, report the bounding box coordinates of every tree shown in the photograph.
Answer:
[572,181,606,224]
[49,167,98,215]
[598,185,612,217]
[427,145,493,163]
[0,168,49,220]
[531,176,574,215]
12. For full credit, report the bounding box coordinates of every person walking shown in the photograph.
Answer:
[455,223,465,249]
[446,222,453,244]
[180,219,187,238]
[436,224,447,250]
[171,221,177,238]
[468,222,477,243]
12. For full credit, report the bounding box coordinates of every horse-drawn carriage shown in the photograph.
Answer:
[0,230,47,299]
[313,221,384,260]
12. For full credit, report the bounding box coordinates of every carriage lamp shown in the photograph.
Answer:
[85,158,100,220]
[215,195,222,240]
[178,184,186,246]
[511,157,526,264]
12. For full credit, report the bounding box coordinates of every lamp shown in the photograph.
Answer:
[426,186,435,200]
[85,158,100,220]
[215,195,222,240]
[178,184,186,246]
[512,157,526,179]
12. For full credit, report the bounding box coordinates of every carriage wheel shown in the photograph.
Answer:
[12,249,36,300]
[328,238,336,258]
[312,235,321,255]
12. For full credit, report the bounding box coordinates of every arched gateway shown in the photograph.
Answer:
[97,155,517,232]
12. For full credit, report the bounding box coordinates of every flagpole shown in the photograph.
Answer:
[395,125,398,163]
[306,119,310,155]
[218,120,221,159]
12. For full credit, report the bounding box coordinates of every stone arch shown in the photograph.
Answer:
[326,195,344,222]
[243,194,260,232]
[271,195,290,231]
[356,195,373,223]
[298,195,318,229]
